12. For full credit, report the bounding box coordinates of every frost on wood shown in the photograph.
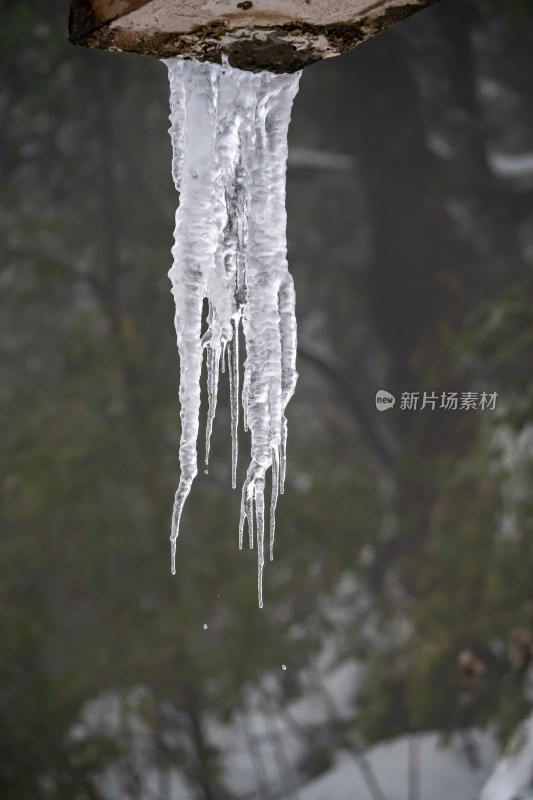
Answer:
[166,58,300,607]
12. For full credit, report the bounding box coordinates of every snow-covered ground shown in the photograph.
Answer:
[479,714,533,800]
[77,660,502,800]
[294,733,496,800]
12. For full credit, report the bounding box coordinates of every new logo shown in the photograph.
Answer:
[375,389,395,411]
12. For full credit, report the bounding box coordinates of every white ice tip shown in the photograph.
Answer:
[171,540,176,575]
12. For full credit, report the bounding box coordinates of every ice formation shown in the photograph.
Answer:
[165,58,301,607]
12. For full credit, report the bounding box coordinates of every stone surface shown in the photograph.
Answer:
[69,0,439,72]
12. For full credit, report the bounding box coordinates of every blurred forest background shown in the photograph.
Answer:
[2,0,533,798]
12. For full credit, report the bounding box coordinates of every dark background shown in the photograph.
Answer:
[2,1,533,798]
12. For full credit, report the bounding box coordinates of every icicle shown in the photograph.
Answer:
[168,62,220,574]
[270,445,279,561]
[229,314,240,490]
[168,59,186,191]
[279,274,298,496]
[255,477,265,608]
[165,57,301,603]
[205,303,221,467]
[205,344,220,466]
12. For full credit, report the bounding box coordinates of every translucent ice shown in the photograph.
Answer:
[166,58,300,607]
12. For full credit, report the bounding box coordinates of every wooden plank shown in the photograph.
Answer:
[69,0,439,72]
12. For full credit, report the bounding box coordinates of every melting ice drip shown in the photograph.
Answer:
[165,58,301,607]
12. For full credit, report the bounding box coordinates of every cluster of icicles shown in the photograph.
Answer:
[165,57,301,607]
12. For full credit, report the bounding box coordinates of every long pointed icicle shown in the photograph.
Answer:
[270,445,280,561]
[168,63,221,574]
[165,58,300,605]
[229,316,240,490]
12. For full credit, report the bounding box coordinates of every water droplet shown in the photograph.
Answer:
[203,624,208,630]
[204,469,209,475]
[281,664,287,671]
